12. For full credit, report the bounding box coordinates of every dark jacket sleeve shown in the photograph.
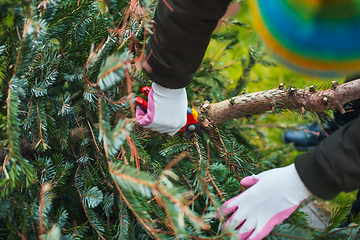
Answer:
[145,0,232,89]
[295,117,360,200]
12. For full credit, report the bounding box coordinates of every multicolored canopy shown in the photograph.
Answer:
[250,0,360,77]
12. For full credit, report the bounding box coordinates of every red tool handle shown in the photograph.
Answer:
[141,86,151,96]
[135,96,148,109]
[135,86,152,111]
[179,107,198,132]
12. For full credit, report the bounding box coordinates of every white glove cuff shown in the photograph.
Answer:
[152,82,186,98]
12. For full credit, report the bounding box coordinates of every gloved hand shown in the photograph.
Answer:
[136,82,187,135]
[220,164,311,240]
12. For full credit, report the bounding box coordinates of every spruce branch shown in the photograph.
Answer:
[38,183,53,238]
[163,152,187,172]
[34,103,48,151]
[198,79,360,126]
[125,68,136,118]
[206,141,225,202]
[110,164,162,240]
[125,132,140,170]
[205,127,246,181]
[74,165,106,240]
[109,162,210,236]
[194,140,205,172]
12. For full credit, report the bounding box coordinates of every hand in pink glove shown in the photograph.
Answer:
[136,82,187,135]
[220,164,311,240]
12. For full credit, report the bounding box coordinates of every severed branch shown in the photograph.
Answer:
[197,79,360,126]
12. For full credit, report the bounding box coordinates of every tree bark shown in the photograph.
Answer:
[197,79,360,126]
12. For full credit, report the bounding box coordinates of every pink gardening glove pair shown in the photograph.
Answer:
[136,82,187,136]
[220,164,311,240]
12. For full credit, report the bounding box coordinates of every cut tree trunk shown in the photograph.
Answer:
[197,79,360,126]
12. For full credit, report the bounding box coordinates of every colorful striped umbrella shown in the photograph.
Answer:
[250,0,360,77]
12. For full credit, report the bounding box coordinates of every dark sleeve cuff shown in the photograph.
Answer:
[144,56,193,89]
[294,150,342,200]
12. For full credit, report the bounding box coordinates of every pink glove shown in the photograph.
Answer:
[136,82,187,135]
[220,164,311,240]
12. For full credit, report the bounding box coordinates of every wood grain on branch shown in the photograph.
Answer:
[197,79,360,126]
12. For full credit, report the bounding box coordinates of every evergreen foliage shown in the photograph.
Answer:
[0,0,359,239]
